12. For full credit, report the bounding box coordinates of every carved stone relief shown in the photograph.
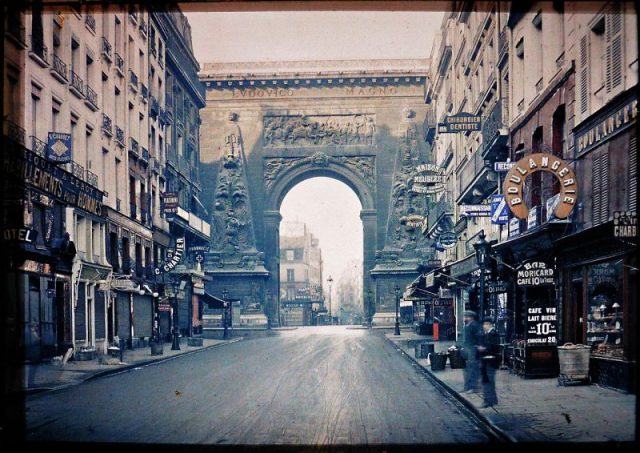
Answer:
[263,114,375,147]
[263,152,376,192]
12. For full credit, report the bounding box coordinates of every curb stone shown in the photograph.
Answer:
[24,338,244,396]
[384,335,517,443]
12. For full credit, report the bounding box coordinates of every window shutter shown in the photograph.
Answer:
[592,153,609,225]
[579,35,589,114]
[629,135,637,211]
[605,3,624,94]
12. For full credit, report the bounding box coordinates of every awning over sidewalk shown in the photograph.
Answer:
[200,292,227,309]
[403,275,439,301]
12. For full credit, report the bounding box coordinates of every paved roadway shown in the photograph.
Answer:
[25,326,491,445]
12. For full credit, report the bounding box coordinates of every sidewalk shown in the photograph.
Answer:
[20,337,241,394]
[385,332,636,443]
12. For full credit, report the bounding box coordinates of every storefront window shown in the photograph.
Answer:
[586,260,623,358]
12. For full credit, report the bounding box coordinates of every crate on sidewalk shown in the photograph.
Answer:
[558,343,591,386]
[415,342,434,359]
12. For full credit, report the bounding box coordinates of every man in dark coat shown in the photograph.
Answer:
[462,310,483,393]
[478,317,500,408]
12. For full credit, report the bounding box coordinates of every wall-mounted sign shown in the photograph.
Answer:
[575,96,637,156]
[613,211,637,238]
[503,153,578,220]
[490,194,509,225]
[401,214,426,230]
[460,204,492,217]
[162,192,179,215]
[46,132,73,163]
[3,146,103,216]
[516,260,555,287]
[154,237,186,274]
[411,163,446,195]
[494,161,515,172]
[486,280,509,294]
[508,217,520,238]
[527,206,539,229]
[158,302,172,312]
[439,231,457,248]
[437,112,481,133]
[526,299,558,346]
[2,227,38,244]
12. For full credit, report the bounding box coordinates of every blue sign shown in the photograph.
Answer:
[47,132,72,163]
[491,194,509,225]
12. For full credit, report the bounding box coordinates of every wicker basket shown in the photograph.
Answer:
[557,343,591,385]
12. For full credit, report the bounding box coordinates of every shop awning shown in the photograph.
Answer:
[200,292,227,309]
[403,275,439,301]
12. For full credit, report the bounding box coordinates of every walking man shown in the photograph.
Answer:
[462,310,483,393]
[478,317,500,408]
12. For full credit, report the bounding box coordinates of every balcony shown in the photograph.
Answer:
[85,84,98,111]
[115,126,125,147]
[6,21,27,48]
[51,54,68,83]
[85,14,96,33]
[140,84,148,103]
[163,109,173,125]
[498,29,508,68]
[149,96,159,118]
[141,147,150,163]
[29,37,48,67]
[129,70,138,92]
[129,137,139,157]
[114,52,124,76]
[86,169,98,187]
[101,37,112,62]
[139,18,147,38]
[427,194,455,236]
[102,113,113,136]
[70,70,84,98]
[71,161,85,180]
[481,100,508,162]
[30,136,47,156]
[5,121,25,145]
[423,107,436,144]
[456,150,498,204]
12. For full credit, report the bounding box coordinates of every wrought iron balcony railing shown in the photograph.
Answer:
[149,96,159,118]
[129,137,139,156]
[102,113,113,136]
[101,37,112,60]
[70,70,84,97]
[140,83,148,101]
[30,36,48,65]
[114,52,124,75]
[30,136,47,156]
[85,84,98,110]
[71,161,85,180]
[115,126,125,146]
[141,147,150,162]
[85,14,96,33]
[5,121,26,145]
[51,54,68,82]
[86,169,98,187]
[129,70,138,91]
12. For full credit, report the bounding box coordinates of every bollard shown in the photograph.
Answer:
[119,338,125,362]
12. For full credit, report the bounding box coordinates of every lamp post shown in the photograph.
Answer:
[473,230,490,320]
[327,276,333,325]
[394,284,401,335]
[222,288,229,339]
[171,279,181,351]
[367,288,373,328]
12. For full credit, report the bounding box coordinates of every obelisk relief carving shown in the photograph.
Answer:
[209,113,263,269]
[381,108,430,261]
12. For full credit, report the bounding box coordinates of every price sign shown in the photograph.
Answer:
[526,301,558,346]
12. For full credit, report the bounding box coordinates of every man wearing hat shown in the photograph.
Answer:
[478,317,500,408]
[462,310,483,393]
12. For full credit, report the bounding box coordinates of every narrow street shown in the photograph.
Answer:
[26,327,491,445]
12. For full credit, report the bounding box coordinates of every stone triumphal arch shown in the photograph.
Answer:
[198,59,434,325]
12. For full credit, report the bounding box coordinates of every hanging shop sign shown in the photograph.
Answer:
[46,132,73,163]
[490,194,509,225]
[439,231,457,248]
[162,192,179,215]
[401,214,426,230]
[437,112,481,133]
[494,161,515,172]
[154,237,186,275]
[613,211,637,238]
[3,145,103,216]
[575,96,637,156]
[460,204,492,217]
[503,153,578,220]
[411,163,446,195]
[516,260,555,287]
[486,280,509,294]
[526,299,558,346]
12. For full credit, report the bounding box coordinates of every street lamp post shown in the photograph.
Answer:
[473,230,490,320]
[367,288,373,328]
[327,276,333,325]
[171,279,181,351]
[394,284,401,335]
[222,288,229,339]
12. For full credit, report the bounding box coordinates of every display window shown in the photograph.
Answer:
[586,260,624,358]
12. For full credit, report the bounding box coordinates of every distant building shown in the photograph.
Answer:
[279,222,323,326]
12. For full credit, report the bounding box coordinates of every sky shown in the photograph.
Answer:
[280,178,362,302]
[184,11,443,63]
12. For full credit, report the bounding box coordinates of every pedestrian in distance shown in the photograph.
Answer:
[478,317,500,408]
[461,310,483,394]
